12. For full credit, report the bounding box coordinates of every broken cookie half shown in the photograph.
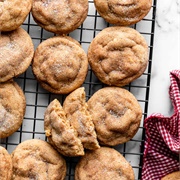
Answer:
[44,87,100,157]
[44,99,84,157]
[63,87,100,150]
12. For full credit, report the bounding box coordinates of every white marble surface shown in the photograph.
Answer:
[148,0,180,117]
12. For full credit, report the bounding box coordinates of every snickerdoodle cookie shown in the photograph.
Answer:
[63,87,100,150]
[32,36,88,94]
[0,0,32,32]
[11,139,66,180]
[0,146,12,180]
[161,171,180,180]
[0,80,26,139]
[44,99,84,157]
[0,28,34,83]
[88,26,149,87]
[75,147,135,180]
[94,0,152,26]
[31,0,88,34]
[87,87,142,146]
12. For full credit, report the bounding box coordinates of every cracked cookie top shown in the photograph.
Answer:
[75,147,135,180]
[31,0,88,34]
[32,36,88,94]
[0,0,32,31]
[11,139,66,180]
[0,146,12,180]
[0,80,26,138]
[87,87,142,146]
[94,0,152,26]
[0,28,34,83]
[88,26,149,87]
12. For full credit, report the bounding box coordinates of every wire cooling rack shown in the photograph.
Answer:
[0,0,157,179]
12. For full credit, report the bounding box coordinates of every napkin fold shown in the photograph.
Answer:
[142,70,180,180]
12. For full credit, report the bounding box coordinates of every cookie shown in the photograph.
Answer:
[88,26,149,87]
[94,0,152,26]
[0,28,34,83]
[44,99,84,157]
[11,139,66,180]
[32,36,88,94]
[0,146,12,180]
[0,80,26,138]
[87,87,142,146]
[31,0,88,34]
[63,87,100,150]
[75,147,135,180]
[161,171,180,180]
[0,0,32,32]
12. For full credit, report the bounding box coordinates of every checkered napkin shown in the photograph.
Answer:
[142,70,180,180]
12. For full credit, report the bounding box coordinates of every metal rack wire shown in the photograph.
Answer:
[0,0,157,179]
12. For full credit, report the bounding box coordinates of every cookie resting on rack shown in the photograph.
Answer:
[94,0,152,26]
[0,0,32,31]
[44,99,85,157]
[11,139,66,180]
[87,87,142,146]
[88,26,149,87]
[0,146,12,180]
[0,28,34,83]
[63,87,100,150]
[31,0,88,34]
[75,147,135,180]
[32,36,88,94]
[0,80,26,139]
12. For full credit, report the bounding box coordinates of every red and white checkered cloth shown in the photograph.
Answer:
[142,70,180,180]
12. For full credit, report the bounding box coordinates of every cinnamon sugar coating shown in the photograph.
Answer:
[94,0,152,26]
[0,0,32,31]
[88,26,148,87]
[75,147,135,180]
[0,146,12,180]
[32,36,88,94]
[87,87,142,146]
[0,28,34,83]
[161,171,180,180]
[32,0,88,34]
[0,80,26,138]
[11,139,66,180]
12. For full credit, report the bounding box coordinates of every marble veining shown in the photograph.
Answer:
[156,0,180,31]
[148,0,180,117]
